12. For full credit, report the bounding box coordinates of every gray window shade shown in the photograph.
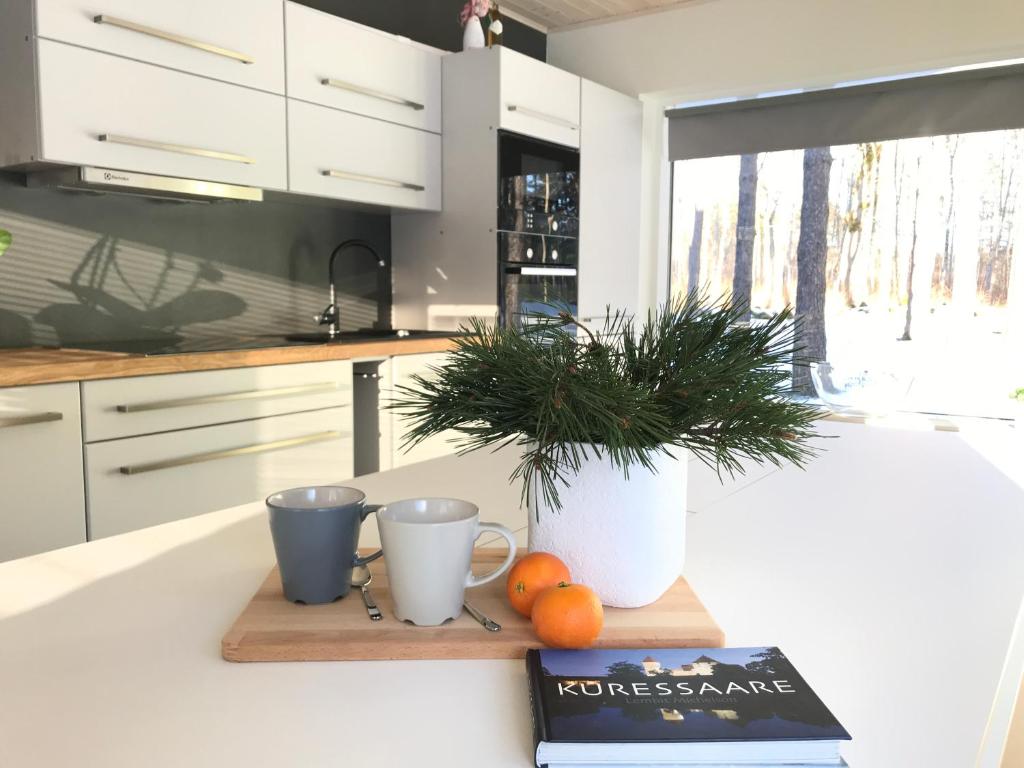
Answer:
[666,63,1024,161]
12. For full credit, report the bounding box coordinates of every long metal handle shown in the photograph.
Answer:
[116,382,343,413]
[360,585,383,621]
[0,411,63,429]
[98,134,255,165]
[321,78,424,111]
[93,15,254,64]
[321,169,425,192]
[118,430,345,475]
[506,104,579,131]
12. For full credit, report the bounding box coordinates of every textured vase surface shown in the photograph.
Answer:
[462,16,485,50]
[527,446,688,608]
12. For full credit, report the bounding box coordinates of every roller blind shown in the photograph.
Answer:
[666,62,1024,161]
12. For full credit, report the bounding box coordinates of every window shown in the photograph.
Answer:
[666,66,1024,420]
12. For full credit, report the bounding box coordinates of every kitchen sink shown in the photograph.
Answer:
[283,329,454,344]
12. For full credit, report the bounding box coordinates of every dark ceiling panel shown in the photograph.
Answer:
[292,0,546,61]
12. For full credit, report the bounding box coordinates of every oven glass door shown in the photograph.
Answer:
[501,265,577,332]
[499,232,578,266]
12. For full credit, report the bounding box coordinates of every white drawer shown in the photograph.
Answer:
[498,48,581,148]
[285,2,441,133]
[35,0,285,94]
[36,40,287,190]
[389,352,459,467]
[0,383,86,561]
[82,361,353,442]
[288,100,441,211]
[86,407,354,539]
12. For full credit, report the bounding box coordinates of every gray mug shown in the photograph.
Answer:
[266,486,383,604]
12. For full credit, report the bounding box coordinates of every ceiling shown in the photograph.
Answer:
[501,0,695,31]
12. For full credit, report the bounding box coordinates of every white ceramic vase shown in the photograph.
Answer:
[527,446,688,608]
[462,16,485,50]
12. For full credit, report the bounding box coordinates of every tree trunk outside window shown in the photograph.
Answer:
[793,146,832,394]
[687,208,704,294]
[733,153,758,320]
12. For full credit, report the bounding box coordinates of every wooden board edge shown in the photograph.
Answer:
[219,565,726,663]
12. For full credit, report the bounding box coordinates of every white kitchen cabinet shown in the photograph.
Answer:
[86,406,353,539]
[284,2,442,134]
[288,99,441,210]
[393,52,642,332]
[82,360,353,442]
[35,0,286,94]
[497,47,581,148]
[0,383,86,561]
[577,79,643,321]
[33,40,287,190]
[82,360,354,539]
[392,47,585,330]
[389,352,459,467]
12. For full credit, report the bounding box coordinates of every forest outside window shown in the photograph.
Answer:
[666,64,1024,420]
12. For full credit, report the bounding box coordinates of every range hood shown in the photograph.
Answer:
[25,166,263,203]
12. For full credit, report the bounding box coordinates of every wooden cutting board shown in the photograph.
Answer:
[222,549,724,662]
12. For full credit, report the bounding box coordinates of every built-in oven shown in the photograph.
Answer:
[497,131,579,332]
[501,264,578,331]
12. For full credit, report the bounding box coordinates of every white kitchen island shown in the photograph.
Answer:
[1,421,1021,768]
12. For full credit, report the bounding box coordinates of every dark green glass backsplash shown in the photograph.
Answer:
[0,172,391,348]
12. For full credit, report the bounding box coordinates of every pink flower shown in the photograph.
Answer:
[460,0,491,25]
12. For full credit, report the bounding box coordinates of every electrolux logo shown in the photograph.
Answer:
[103,171,131,182]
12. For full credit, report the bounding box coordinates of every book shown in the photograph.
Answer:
[526,647,850,767]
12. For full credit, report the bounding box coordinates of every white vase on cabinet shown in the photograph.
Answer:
[527,445,688,608]
[462,16,485,50]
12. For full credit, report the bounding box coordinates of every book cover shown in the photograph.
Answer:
[526,647,850,746]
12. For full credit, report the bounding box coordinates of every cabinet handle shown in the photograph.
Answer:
[506,104,579,131]
[321,78,424,111]
[321,169,425,192]
[93,15,255,65]
[509,266,577,277]
[0,411,63,429]
[118,430,346,475]
[116,382,344,413]
[98,134,255,165]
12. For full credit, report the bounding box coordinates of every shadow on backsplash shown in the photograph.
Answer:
[0,171,391,349]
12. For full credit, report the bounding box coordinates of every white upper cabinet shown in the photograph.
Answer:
[1,0,443,206]
[36,40,287,190]
[577,79,643,320]
[498,48,581,148]
[35,0,286,94]
[288,99,441,210]
[285,2,442,134]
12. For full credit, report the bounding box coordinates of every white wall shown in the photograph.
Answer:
[548,0,1024,312]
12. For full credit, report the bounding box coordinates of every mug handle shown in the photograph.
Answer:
[465,522,517,589]
[353,504,383,567]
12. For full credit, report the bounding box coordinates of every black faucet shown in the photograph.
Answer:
[316,239,387,339]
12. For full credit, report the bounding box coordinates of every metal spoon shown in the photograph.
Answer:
[350,565,382,621]
[464,601,501,632]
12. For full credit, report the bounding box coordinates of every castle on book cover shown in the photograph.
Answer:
[530,647,850,744]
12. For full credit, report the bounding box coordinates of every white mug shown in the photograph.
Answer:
[377,498,517,626]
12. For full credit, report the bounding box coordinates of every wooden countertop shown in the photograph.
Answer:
[0,337,458,387]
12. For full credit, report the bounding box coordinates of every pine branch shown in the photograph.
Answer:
[389,294,825,510]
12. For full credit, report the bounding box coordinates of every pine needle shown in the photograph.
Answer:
[389,293,824,511]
